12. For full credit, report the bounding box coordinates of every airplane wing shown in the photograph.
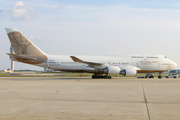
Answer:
[70,56,107,68]
[70,56,141,70]
[7,53,37,60]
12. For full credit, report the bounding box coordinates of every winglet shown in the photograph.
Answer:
[70,56,84,63]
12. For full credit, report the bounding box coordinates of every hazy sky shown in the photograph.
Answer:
[1,0,180,70]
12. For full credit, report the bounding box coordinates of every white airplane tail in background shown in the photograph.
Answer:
[5,28,47,64]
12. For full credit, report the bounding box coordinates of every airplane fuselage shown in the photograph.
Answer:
[26,54,177,74]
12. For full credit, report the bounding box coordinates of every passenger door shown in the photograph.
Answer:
[158,61,161,67]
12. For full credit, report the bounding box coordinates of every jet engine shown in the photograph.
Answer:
[99,66,137,76]
[100,66,121,75]
[120,68,137,76]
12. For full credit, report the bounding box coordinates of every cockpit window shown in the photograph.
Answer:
[164,56,167,58]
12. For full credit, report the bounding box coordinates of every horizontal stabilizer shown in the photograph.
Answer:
[6,53,37,60]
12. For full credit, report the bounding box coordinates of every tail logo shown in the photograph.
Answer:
[8,31,32,54]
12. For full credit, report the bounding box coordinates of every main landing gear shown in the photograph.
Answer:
[92,74,112,79]
[158,72,162,79]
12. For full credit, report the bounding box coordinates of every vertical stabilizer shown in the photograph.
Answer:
[5,28,45,55]
[5,28,47,64]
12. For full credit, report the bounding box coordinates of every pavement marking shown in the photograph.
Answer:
[142,83,151,120]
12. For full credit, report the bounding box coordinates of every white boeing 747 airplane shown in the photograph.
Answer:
[5,28,177,79]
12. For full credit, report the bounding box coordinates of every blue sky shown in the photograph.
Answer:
[1,0,180,70]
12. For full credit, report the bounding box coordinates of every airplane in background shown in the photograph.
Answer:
[5,28,177,79]
[4,68,12,73]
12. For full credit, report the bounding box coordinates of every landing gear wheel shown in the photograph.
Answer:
[92,75,95,79]
[92,74,112,79]
[158,72,162,79]
[158,75,162,79]
[108,76,112,79]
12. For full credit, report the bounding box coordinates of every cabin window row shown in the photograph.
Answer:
[131,56,158,59]
[110,63,129,65]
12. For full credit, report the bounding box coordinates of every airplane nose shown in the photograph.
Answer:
[172,61,177,68]
[168,59,177,69]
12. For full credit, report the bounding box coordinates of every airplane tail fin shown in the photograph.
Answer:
[5,28,45,55]
[5,28,47,64]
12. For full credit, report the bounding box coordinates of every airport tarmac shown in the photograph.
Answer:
[1,77,180,120]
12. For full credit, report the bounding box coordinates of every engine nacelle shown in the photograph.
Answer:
[108,66,121,75]
[120,68,137,76]
[100,66,121,75]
